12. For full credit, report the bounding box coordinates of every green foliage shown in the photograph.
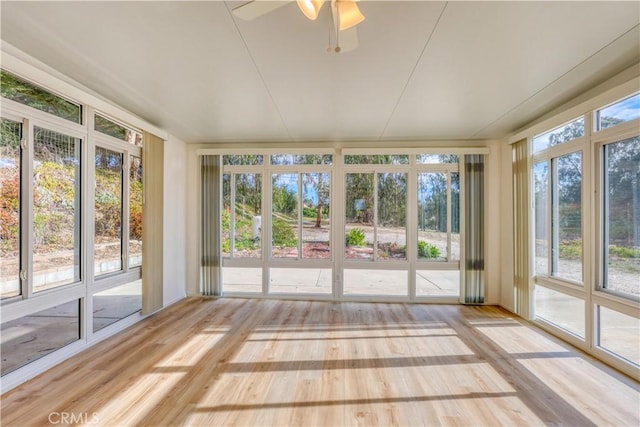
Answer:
[272,186,297,215]
[272,218,297,247]
[418,240,441,258]
[559,242,582,259]
[1,70,81,123]
[609,246,640,259]
[345,228,366,246]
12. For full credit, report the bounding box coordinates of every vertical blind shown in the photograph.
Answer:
[464,154,485,304]
[142,132,164,314]
[512,139,531,318]
[201,155,221,296]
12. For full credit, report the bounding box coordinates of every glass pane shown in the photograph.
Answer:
[534,162,549,275]
[604,137,640,297]
[417,172,448,261]
[343,269,407,296]
[553,152,582,283]
[272,174,299,259]
[533,117,584,153]
[416,154,459,164]
[95,114,142,147]
[222,267,262,293]
[416,270,460,296]
[345,173,374,260]
[451,172,460,261]
[223,155,263,166]
[302,173,330,259]
[129,156,143,268]
[377,172,407,260]
[95,147,122,276]
[33,126,80,292]
[598,93,640,130]
[269,268,331,294]
[0,70,82,124]
[1,118,21,299]
[598,306,639,365]
[222,174,231,257]
[1,299,80,375]
[93,279,142,332]
[270,154,332,165]
[535,286,584,338]
[234,174,261,258]
[344,154,409,165]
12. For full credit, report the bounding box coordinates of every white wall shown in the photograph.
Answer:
[484,139,503,304]
[163,135,188,304]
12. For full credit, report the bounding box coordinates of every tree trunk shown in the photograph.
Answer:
[315,203,322,228]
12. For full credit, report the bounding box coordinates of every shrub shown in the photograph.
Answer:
[609,245,640,259]
[345,228,366,246]
[272,218,297,247]
[418,240,441,258]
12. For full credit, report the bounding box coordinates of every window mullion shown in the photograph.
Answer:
[230,173,236,258]
[550,159,559,276]
[123,153,131,272]
[447,172,452,261]
[298,172,303,260]
[22,118,34,300]
[373,172,378,262]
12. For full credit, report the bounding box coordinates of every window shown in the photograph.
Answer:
[417,172,460,262]
[0,118,21,299]
[344,172,407,261]
[95,147,123,276]
[0,70,82,124]
[1,69,149,385]
[597,93,640,130]
[223,154,263,166]
[416,154,459,164]
[533,117,584,153]
[33,126,81,292]
[1,300,80,375]
[270,154,332,165]
[271,172,331,260]
[129,156,143,268]
[344,154,409,165]
[533,152,583,283]
[535,286,584,338]
[222,173,262,259]
[95,114,142,147]
[93,280,141,332]
[602,137,640,298]
[598,306,639,365]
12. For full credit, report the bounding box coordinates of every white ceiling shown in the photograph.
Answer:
[1,1,639,143]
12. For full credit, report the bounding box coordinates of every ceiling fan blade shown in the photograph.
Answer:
[232,0,292,21]
[338,26,359,52]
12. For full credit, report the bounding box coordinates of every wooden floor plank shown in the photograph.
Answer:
[2,298,638,427]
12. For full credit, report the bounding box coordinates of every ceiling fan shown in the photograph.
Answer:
[232,0,365,53]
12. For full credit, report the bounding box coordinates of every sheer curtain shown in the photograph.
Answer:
[201,155,221,296]
[463,154,485,304]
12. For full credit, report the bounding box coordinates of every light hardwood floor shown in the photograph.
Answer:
[2,298,639,426]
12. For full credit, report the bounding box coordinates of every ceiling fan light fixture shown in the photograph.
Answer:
[297,0,326,20]
[336,0,365,30]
